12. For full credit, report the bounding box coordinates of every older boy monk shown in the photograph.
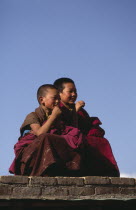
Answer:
[53,77,120,177]
[9,84,85,176]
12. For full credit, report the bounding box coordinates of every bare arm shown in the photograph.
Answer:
[30,106,62,136]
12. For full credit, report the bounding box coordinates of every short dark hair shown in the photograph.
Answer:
[53,77,75,92]
[37,84,57,104]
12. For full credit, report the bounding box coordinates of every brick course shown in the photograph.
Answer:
[0,175,136,209]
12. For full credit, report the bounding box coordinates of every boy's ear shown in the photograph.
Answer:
[59,93,62,99]
[39,96,44,104]
[59,91,63,96]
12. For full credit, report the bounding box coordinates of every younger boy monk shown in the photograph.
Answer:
[53,78,120,177]
[9,84,85,176]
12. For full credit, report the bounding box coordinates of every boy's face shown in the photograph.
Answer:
[60,82,77,105]
[41,89,60,109]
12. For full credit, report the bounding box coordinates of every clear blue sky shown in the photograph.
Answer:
[1,0,136,177]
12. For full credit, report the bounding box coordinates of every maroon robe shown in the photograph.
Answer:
[9,104,120,177]
[9,106,85,176]
[59,102,120,177]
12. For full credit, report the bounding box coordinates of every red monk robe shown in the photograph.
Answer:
[9,106,85,176]
[59,102,120,177]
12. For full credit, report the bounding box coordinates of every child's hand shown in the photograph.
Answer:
[75,100,85,112]
[51,106,62,118]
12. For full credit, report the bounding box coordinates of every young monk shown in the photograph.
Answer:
[9,84,85,176]
[53,78,120,177]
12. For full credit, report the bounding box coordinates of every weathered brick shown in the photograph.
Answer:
[12,187,41,198]
[29,176,57,186]
[42,186,68,196]
[0,185,12,195]
[111,177,135,186]
[68,186,95,196]
[57,177,84,186]
[0,175,136,202]
[95,186,120,195]
[84,176,110,185]
[0,175,28,184]
[120,188,136,195]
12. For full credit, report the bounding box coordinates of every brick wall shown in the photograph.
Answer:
[0,175,136,209]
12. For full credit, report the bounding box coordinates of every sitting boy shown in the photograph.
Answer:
[9,84,85,176]
[53,77,120,177]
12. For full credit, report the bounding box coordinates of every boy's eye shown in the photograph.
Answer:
[68,90,77,94]
[52,96,60,100]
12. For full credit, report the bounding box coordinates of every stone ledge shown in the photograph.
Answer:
[0,175,136,201]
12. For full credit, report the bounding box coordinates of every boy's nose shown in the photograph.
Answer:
[72,92,76,96]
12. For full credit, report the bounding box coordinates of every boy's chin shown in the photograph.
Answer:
[47,106,54,110]
[62,101,75,106]
[68,100,75,104]
[67,102,75,108]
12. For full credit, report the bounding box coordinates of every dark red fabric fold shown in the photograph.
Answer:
[9,103,120,177]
